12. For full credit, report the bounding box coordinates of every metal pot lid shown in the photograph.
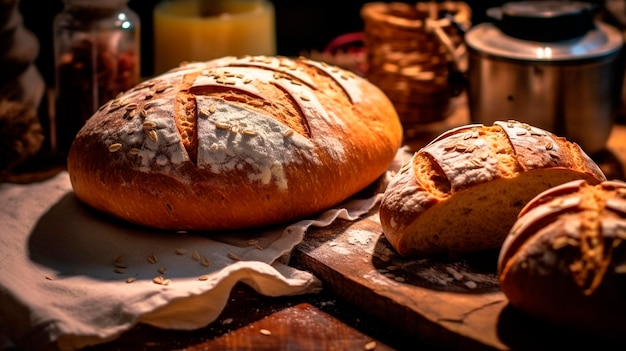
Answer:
[465,2,623,62]
[488,1,596,42]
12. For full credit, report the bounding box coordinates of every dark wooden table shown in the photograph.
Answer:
[77,282,408,351]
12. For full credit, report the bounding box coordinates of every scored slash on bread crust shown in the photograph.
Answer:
[379,120,607,258]
[67,55,403,231]
[497,179,626,338]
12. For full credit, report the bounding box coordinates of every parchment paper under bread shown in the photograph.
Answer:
[0,148,409,351]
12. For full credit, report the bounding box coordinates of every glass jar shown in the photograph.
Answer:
[53,0,140,155]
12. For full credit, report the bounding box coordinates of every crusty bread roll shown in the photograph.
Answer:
[67,55,403,230]
[379,120,606,257]
[498,179,626,338]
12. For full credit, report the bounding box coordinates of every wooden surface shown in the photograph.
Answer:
[81,283,403,351]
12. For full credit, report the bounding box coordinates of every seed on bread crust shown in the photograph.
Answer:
[108,143,123,152]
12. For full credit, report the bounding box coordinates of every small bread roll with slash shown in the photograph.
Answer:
[498,179,626,338]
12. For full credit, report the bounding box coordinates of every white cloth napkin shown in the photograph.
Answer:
[0,157,400,351]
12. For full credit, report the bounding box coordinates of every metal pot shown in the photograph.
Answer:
[463,1,624,154]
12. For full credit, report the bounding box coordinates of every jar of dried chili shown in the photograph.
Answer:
[53,0,140,155]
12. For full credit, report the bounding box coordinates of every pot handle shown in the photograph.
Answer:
[426,13,468,97]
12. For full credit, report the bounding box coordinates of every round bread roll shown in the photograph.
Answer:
[379,120,606,257]
[498,179,626,338]
[67,55,403,230]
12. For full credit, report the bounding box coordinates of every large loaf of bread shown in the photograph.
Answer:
[379,120,606,257]
[498,179,626,338]
[67,55,403,230]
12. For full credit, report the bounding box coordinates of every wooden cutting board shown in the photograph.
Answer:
[292,122,626,351]
[292,205,508,351]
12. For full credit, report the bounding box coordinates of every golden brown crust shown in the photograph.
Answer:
[379,120,606,257]
[498,179,626,338]
[67,55,403,230]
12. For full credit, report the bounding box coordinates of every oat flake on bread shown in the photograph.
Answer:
[67,55,403,230]
[379,120,607,258]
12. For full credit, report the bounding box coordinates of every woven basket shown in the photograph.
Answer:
[361,1,471,127]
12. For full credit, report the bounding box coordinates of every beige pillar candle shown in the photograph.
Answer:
[153,0,276,75]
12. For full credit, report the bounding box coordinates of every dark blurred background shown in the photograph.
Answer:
[2,0,619,177]
[18,0,511,87]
